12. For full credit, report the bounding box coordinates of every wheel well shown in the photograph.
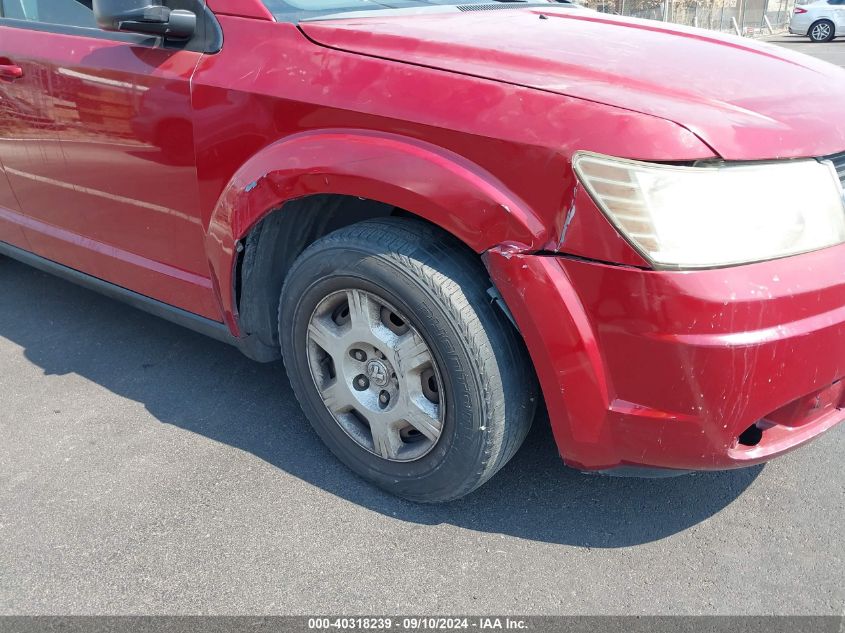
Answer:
[810,19,835,33]
[236,194,421,352]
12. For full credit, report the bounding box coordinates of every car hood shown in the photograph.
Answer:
[300,8,845,160]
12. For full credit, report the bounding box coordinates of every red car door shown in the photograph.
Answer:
[0,154,28,251]
[0,0,220,319]
[0,21,31,252]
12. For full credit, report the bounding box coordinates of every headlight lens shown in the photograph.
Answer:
[573,152,845,268]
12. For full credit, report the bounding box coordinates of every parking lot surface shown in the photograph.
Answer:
[1,39,844,617]
[765,34,845,68]
[2,261,844,615]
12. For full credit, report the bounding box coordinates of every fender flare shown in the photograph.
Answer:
[206,129,548,332]
[484,246,619,469]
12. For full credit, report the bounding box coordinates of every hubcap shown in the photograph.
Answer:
[306,289,445,462]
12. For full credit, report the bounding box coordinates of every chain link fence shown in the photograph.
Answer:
[577,0,795,36]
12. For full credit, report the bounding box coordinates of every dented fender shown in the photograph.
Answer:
[484,246,618,468]
[206,129,548,332]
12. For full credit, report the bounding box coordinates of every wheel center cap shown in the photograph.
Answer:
[366,359,390,387]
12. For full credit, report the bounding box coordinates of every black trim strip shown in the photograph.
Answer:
[0,241,280,361]
[0,17,159,45]
[0,2,222,54]
[0,240,234,345]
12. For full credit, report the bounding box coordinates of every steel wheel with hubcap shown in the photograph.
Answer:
[307,288,445,462]
[279,218,538,502]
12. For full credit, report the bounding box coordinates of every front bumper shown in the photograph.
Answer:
[486,243,845,471]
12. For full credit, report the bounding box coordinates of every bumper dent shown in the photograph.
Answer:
[485,245,845,472]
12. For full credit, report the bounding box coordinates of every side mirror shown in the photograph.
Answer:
[93,0,196,40]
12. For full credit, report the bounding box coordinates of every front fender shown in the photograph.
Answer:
[207,129,548,331]
[484,247,616,468]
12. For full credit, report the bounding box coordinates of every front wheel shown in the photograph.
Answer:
[809,20,835,42]
[278,218,538,502]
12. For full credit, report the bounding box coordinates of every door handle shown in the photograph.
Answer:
[0,64,23,80]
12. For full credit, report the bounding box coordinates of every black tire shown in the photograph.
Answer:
[809,20,835,42]
[278,218,538,502]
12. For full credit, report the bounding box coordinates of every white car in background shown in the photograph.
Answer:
[790,0,845,42]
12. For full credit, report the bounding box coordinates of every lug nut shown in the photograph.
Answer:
[353,374,370,391]
[379,391,390,407]
[350,348,367,362]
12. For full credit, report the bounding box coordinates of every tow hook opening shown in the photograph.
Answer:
[738,425,763,447]
[738,422,766,447]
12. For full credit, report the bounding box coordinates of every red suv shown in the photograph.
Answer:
[1,0,844,501]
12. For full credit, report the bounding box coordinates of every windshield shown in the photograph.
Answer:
[262,0,563,20]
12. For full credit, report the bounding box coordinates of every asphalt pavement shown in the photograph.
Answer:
[1,39,844,617]
[764,34,845,68]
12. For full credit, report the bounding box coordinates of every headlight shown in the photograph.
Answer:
[573,152,845,269]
